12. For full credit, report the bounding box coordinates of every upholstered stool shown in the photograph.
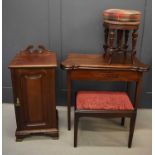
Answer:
[74,91,136,147]
[102,9,141,64]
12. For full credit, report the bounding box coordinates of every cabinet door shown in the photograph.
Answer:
[15,69,56,130]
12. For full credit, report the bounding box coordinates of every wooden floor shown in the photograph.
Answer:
[3,104,152,155]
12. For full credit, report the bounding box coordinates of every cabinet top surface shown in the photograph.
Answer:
[61,53,149,72]
[9,51,57,68]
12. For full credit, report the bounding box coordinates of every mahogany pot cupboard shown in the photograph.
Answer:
[9,45,59,141]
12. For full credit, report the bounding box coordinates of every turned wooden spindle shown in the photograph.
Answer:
[117,30,124,50]
[108,29,115,64]
[103,28,109,58]
[124,30,130,57]
[131,29,138,64]
[124,30,130,49]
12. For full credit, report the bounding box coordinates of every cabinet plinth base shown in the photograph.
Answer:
[15,128,59,141]
[15,110,59,141]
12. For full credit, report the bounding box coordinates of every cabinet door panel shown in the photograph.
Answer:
[16,69,50,130]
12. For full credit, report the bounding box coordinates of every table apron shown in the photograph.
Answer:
[69,70,142,81]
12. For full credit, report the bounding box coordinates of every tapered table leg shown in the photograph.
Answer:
[128,78,142,147]
[67,71,72,130]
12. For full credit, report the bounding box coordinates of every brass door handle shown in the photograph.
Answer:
[25,74,42,79]
[15,98,20,107]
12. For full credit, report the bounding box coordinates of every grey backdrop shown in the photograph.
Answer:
[3,0,152,108]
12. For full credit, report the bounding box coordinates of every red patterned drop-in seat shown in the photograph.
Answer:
[76,91,134,110]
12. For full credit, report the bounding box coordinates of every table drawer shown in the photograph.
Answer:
[69,70,142,81]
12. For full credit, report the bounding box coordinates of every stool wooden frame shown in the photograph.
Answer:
[74,90,136,148]
[103,22,139,64]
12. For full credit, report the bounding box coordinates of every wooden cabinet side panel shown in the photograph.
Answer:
[10,69,22,130]
[46,69,57,128]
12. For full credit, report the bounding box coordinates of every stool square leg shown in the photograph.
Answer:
[121,117,125,126]
[128,113,136,148]
[74,112,79,147]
